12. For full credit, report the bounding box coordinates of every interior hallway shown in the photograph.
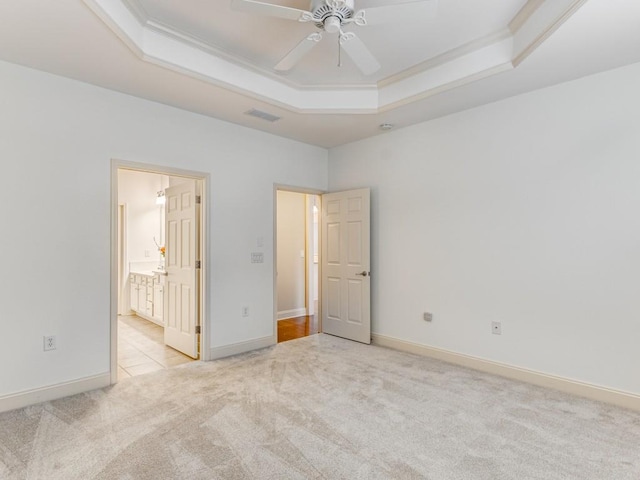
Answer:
[277,315,318,343]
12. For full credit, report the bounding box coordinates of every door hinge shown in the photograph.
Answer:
[196,260,201,269]
[195,325,201,334]
[196,195,201,204]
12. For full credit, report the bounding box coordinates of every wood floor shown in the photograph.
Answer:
[277,315,318,343]
[117,315,195,380]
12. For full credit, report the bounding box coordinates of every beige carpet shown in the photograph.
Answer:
[1,334,639,479]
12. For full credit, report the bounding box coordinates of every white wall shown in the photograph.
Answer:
[329,61,640,395]
[2,54,638,403]
[118,170,166,265]
[0,60,327,399]
[276,191,307,318]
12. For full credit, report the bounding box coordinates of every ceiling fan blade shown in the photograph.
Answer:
[339,32,381,75]
[274,33,323,72]
[359,0,438,26]
[231,0,309,21]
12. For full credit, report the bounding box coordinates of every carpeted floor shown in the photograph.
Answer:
[1,334,639,479]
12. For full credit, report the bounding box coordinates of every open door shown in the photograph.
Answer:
[321,188,371,344]
[164,181,200,358]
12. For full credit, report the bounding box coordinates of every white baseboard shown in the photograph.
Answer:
[372,334,640,412]
[209,335,275,360]
[0,373,111,414]
[277,308,307,321]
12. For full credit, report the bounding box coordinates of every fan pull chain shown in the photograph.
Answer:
[337,34,342,67]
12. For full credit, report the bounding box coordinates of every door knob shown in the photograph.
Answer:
[356,271,369,276]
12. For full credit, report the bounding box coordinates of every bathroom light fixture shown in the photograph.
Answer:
[156,190,166,205]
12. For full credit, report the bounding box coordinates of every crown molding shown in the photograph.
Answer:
[512,0,588,67]
[82,0,587,114]
[378,28,512,89]
[121,0,148,24]
[509,0,545,34]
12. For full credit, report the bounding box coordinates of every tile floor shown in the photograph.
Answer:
[117,315,195,380]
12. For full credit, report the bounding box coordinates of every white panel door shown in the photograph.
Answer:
[321,188,371,344]
[164,181,199,358]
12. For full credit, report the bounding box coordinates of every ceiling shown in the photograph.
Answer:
[125,0,527,86]
[0,0,639,148]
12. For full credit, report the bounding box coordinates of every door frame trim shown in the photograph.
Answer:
[273,184,325,343]
[110,159,210,384]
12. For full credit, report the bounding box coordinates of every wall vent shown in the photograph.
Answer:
[244,108,281,123]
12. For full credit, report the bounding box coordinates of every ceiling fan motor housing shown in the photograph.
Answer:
[311,0,354,32]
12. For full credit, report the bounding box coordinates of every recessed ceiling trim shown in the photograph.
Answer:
[512,0,589,66]
[509,0,546,34]
[379,38,514,110]
[145,40,380,114]
[84,0,146,58]
[85,0,381,112]
[378,29,512,89]
[143,18,376,91]
[124,0,513,93]
[379,62,514,115]
[121,0,148,25]
[83,0,587,115]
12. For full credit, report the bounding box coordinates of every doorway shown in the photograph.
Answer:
[110,162,208,384]
[274,187,372,345]
[275,189,321,342]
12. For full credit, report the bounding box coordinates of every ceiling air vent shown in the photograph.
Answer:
[244,108,281,123]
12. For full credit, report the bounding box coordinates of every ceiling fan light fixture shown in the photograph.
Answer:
[323,16,341,33]
[232,0,435,75]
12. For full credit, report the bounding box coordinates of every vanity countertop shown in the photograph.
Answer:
[131,269,166,276]
[130,269,154,276]
[130,261,167,277]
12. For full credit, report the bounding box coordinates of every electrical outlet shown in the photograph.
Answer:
[43,335,56,351]
[242,306,249,317]
[492,322,502,335]
[423,312,433,322]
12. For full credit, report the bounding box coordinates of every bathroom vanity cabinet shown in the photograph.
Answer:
[129,272,165,326]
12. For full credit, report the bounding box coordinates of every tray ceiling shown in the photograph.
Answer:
[0,0,639,147]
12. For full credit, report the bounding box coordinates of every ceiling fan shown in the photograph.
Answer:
[231,0,438,75]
